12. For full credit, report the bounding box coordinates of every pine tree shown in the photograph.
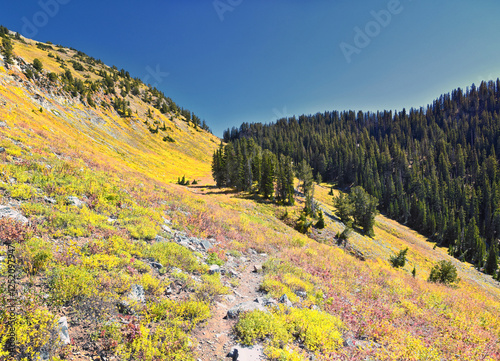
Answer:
[485,242,498,275]
[350,186,378,237]
[260,150,276,199]
[276,155,295,205]
[315,210,325,229]
[211,143,226,187]
[298,160,315,215]
[1,36,13,64]
[333,192,353,224]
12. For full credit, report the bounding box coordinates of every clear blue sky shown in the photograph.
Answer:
[2,0,500,136]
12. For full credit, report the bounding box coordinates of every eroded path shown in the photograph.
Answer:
[193,252,267,361]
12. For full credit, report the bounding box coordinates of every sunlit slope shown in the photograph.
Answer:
[193,184,500,360]
[314,184,500,301]
[0,38,218,182]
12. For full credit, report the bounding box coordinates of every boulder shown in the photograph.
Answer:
[200,240,212,250]
[295,290,307,298]
[57,317,70,345]
[226,301,267,319]
[161,224,173,233]
[226,345,265,360]
[0,147,5,152]
[154,235,166,242]
[0,205,28,224]
[150,261,163,270]
[209,264,221,275]
[253,264,262,273]
[127,284,145,303]
[43,196,56,204]
[66,196,84,208]
[279,294,293,307]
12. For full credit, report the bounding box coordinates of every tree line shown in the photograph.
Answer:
[224,80,500,277]
[212,138,296,206]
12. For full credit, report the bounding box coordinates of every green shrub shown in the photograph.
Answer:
[206,252,224,266]
[389,247,408,268]
[16,237,53,275]
[236,306,344,353]
[428,260,459,285]
[147,298,210,330]
[33,58,43,72]
[146,241,202,273]
[195,273,230,302]
[48,265,96,305]
[9,184,35,200]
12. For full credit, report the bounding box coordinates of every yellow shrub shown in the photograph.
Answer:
[266,346,308,361]
[9,183,35,200]
[16,237,53,275]
[236,307,344,354]
[146,241,203,273]
[116,322,193,361]
[48,265,96,305]
[140,273,165,296]
[260,278,299,303]
[195,273,230,302]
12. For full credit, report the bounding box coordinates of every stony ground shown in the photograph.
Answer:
[193,252,267,361]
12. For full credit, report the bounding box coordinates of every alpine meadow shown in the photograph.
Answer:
[1,3,500,361]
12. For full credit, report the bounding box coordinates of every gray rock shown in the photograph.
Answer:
[200,240,212,250]
[310,304,320,311]
[151,261,163,270]
[228,269,239,278]
[226,301,267,319]
[161,224,173,233]
[128,284,145,303]
[209,264,221,275]
[117,300,135,315]
[0,205,28,224]
[43,196,56,204]
[155,235,166,242]
[58,316,71,345]
[0,256,5,263]
[38,349,50,360]
[190,238,201,246]
[253,264,262,273]
[264,297,278,306]
[0,122,7,127]
[279,294,293,307]
[295,290,307,298]
[344,338,355,347]
[0,147,5,152]
[66,196,84,208]
[226,345,265,360]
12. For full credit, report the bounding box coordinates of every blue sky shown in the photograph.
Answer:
[2,0,500,136]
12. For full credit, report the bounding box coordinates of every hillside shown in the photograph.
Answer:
[0,29,499,361]
[224,85,500,278]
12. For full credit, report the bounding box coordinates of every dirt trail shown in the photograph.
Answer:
[193,253,267,361]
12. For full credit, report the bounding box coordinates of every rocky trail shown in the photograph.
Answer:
[193,252,268,361]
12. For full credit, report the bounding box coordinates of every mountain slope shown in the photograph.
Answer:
[0,29,499,361]
[0,34,218,183]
